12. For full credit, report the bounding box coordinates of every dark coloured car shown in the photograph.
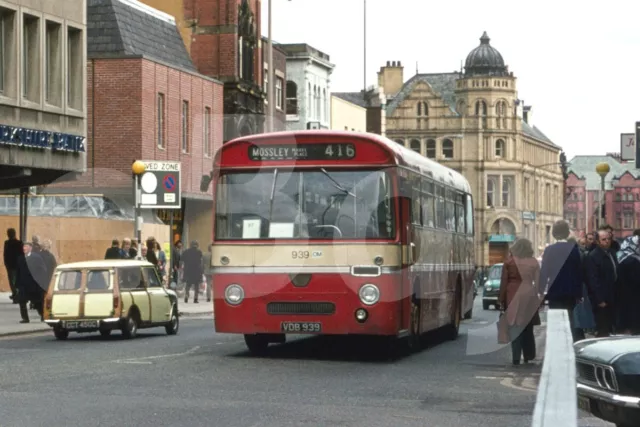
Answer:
[482,263,502,310]
[575,336,640,427]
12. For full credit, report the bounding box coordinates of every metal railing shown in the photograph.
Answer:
[531,309,577,427]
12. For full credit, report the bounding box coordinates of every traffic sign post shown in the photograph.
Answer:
[138,161,181,209]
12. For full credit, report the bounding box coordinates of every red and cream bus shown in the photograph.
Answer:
[209,130,475,354]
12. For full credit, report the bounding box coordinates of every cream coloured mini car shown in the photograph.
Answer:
[43,259,179,340]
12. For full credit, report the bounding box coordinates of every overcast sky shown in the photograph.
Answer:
[261,0,640,159]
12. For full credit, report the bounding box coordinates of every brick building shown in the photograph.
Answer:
[566,155,640,239]
[55,0,224,248]
[140,0,287,140]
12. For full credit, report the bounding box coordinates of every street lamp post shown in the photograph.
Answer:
[132,160,146,249]
[267,0,273,132]
[595,162,610,229]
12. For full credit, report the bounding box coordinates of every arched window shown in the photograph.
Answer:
[286,81,298,115]
[323,88,327,122]
[456,100,466,116]
[442,139,453,159]
[315,86,321,121]
[495,100,507,129]
[475,100,487,129]
[495,139,505,157]
[410,139,421,153]
[502,177,513,207]
[417,101,428,116]
[426,139,436,158]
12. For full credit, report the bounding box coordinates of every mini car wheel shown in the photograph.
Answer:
[53,327,69,340]
[121,312,138,339]
[165,306,179,335]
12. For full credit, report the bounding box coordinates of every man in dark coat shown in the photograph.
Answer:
[540,220,583,342]
[16,242,48,323]
[3,228,23,303]
[104,239,122,259]
[181,241,203,304]
[585,229,619,337]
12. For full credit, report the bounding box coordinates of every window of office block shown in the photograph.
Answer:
[45,20,62,106]
[67,26,82,109]
[0,8,16,96]
[22,14,39,101]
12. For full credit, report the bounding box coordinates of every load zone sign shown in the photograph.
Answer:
[138,161,181,209]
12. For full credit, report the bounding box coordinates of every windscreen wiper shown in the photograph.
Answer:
[320,168,357,199]
[268,168,278,223]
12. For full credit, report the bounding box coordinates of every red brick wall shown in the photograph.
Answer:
[50,57,223,196]
[141,59,223,196]
[187,0,262,84]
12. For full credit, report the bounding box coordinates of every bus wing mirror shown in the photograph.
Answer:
[200,173,213,192]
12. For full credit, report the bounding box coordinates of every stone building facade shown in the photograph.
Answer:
[381,32,565,265]
[261,36,287,132]
[279,43,334,131]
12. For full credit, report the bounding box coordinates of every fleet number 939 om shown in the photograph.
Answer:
[291,250,323,259]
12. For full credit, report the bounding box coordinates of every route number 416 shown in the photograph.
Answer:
[325,144,355,159]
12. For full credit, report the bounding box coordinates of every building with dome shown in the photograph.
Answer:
[379,32,565,266]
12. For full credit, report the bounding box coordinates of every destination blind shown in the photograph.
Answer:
[248,143,356,161]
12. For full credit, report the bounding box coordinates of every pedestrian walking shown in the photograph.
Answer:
[540,220,583,342]
[585,229,618,337]
[145,237,159,269]
[129,238,138,259]
[16,242,48,323]
[171,240,183,288]
[203,243,213,302]
[3,228,22,303]
[120,238,132,259]
[104,239,121,259]
[573,236,596,340]
[39,240,58,293]
[614,235,640,335]
[181,241,203,304]
[154,241,167,283]
[498,238,542,366]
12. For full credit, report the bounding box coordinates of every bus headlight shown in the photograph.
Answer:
[358,284,380,306]
[224,284,244,305]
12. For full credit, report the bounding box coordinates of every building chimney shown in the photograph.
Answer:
[386,60,390,66]
[377,60,404,95]
[397,61,401,66]
[523,105,532,126]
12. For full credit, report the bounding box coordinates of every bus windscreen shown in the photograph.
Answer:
[215,169,396,240]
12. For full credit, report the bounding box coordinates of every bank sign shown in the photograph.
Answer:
[0,124,85,153]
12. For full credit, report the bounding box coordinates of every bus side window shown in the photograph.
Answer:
[465,194,474,235]
[435,185,445,229]
[422,180,435,228]
[412,182,422,226]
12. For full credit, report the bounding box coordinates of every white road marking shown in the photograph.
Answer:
[113,346,200,364]
[475,376,499,380]
[499,376,538,393]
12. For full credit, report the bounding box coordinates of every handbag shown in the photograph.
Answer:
[497,312,510,344]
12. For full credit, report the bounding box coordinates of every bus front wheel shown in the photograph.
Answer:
[444,285,462,341]
[244,334,269,355]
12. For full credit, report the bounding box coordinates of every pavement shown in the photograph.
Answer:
[0,291,214,337]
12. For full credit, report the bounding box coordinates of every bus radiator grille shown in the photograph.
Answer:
[266,302,336,315]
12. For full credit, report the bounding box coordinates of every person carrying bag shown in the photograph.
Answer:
[497,238,543,366]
